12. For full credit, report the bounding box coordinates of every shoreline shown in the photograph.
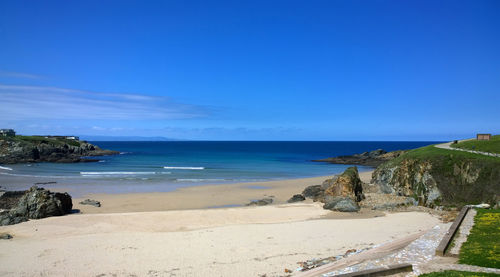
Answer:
[72,170,373,214]
[0,169,448,277]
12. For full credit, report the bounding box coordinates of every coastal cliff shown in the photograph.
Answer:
[313,149,407,167]
[372,145,500,207]
[0,136,119,164]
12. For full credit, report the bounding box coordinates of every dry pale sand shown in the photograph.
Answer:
[73,171,373,214]
[0,202,440,277]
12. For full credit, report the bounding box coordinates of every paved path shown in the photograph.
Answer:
[435,141,500,158]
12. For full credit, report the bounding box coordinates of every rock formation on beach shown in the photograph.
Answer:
[321,167,364,212]
[293,167,365,212]
[313,149,407,167]
[0,186,73,226]
[0,136,119,164]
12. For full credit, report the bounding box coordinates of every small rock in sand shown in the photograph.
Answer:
[0,233,13,240]
[79,199,101,207]
[287,194,306,203]
[246,198,273,206]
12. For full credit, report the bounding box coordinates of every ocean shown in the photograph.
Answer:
[0,141,439,195]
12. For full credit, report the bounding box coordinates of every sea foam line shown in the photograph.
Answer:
[80,171,171,175]
[163,166,205,170]
[176,178,228,182]
[0,166,13,171]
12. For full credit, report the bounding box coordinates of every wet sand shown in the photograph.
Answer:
[72,170,373,214]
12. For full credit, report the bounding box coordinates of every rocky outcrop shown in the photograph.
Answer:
[322,167,364,212]
[0,137,118,164]
[323,167,364,202]
[313,149,407,167]
[372,159,441,206]
[291,167,365,212]
[372,149,500,207]
[0,186,73,226]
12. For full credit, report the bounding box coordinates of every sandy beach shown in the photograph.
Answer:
[0,170,446,276]
[0,203,441,277]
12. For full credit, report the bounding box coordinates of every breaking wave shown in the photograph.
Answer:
[80,171,171,176]
[163,166,205,170]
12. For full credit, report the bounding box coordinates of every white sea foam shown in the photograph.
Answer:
[176,178,227,182]
[0,172,67,178]
[0,166,13,171]
[80,171,170,176]
[163,166,205,170]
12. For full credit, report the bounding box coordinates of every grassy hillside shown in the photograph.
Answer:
[451,135,500,154]
[4,135,81,147]
[384,144,500,168]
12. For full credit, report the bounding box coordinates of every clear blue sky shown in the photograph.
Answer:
[1,0,499,140]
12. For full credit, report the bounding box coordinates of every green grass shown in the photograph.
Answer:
[419,270,500,277]
[451,135,500,154]
[394,145,500,162]
[6,135,81,147]
[459,209,500,268]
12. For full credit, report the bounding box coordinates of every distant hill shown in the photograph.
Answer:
[80,135,182,141]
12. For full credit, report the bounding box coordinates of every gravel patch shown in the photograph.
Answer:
[448,208,477,256]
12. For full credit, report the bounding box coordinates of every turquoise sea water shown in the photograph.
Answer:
[0,141,439,195]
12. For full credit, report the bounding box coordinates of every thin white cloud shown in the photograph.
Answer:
[0,71,44,79]
[0,84,209,121]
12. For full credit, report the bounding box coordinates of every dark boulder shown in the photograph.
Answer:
[323,196,360,212]
[302,185,325,202]
[287,194,306,203]
[0,190,26,210]
[0,186,73,226]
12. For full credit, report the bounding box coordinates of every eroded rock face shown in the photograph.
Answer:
[372,159,441,206]
[323,167,364,202]
[372,155,500,207]
[0,186,73,226]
